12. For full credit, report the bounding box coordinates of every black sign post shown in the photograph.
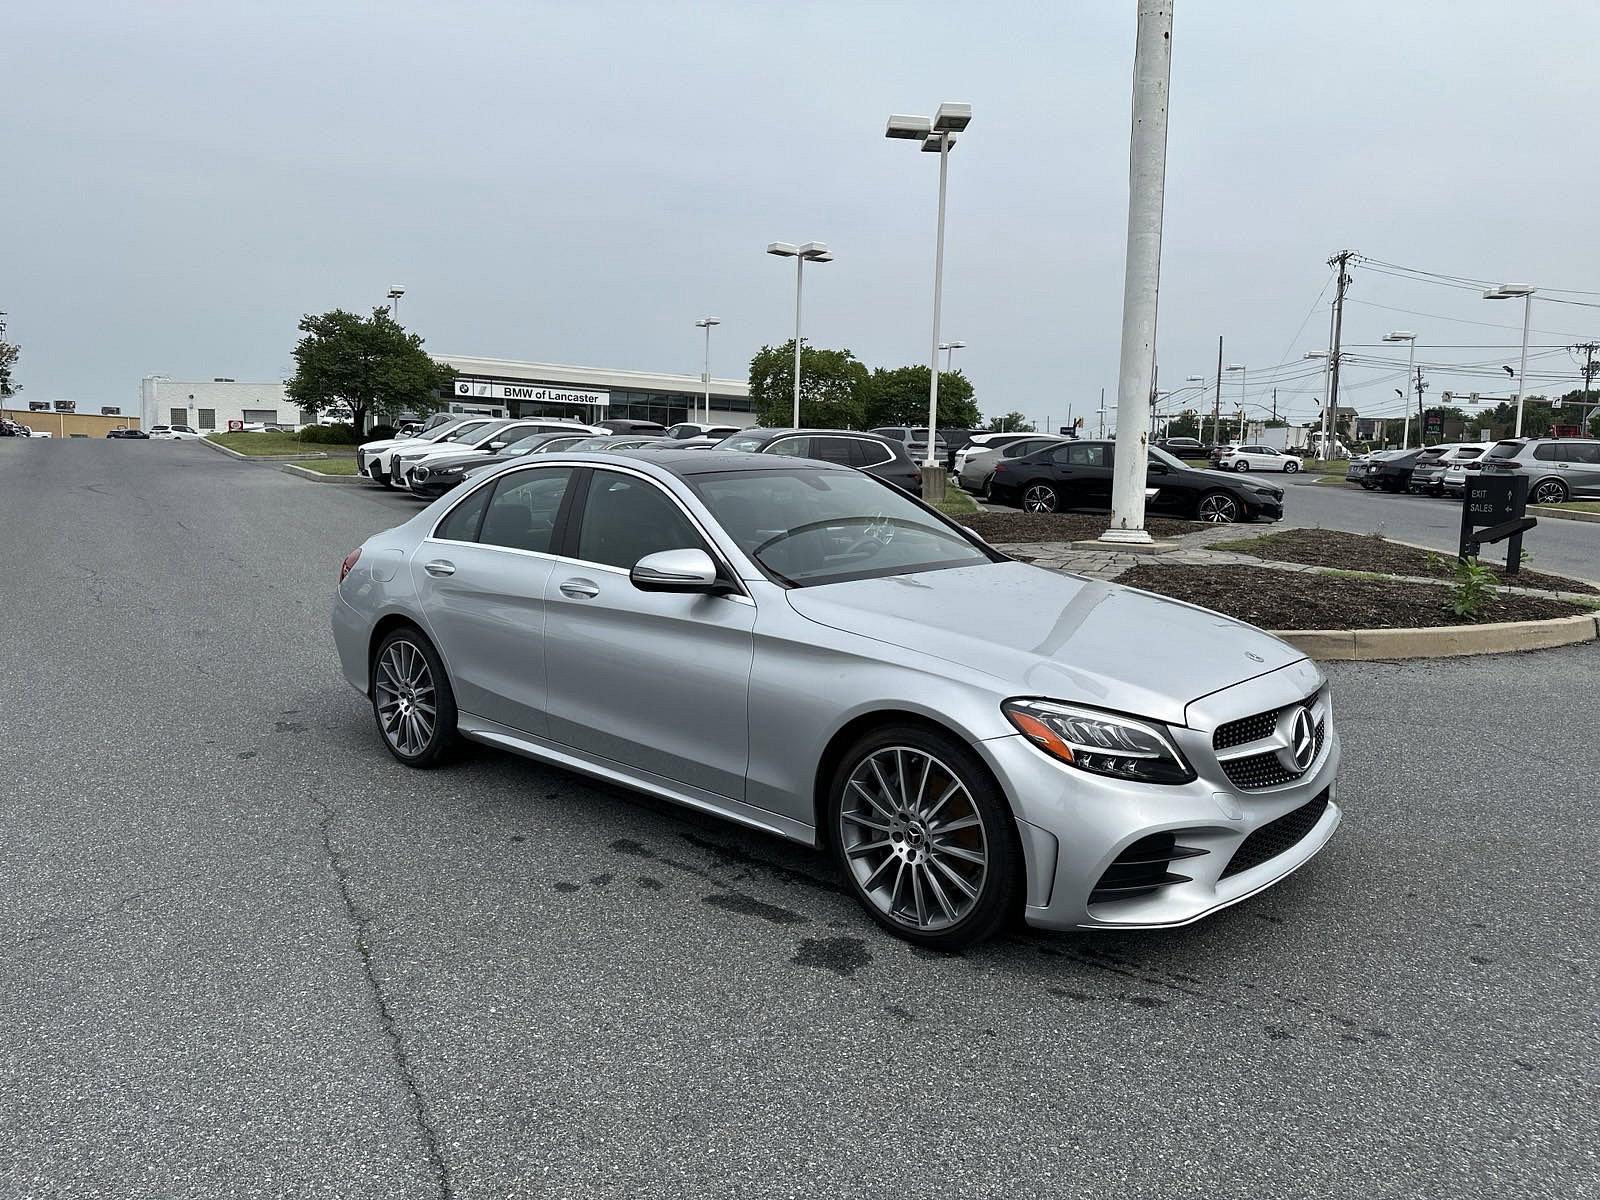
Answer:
[1460,473,1534,574]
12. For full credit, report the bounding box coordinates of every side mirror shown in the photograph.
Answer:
[1148,461,1169,474]
[487,441,506,451]
[630,548,723,594]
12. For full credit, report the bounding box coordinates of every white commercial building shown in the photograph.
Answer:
[140,356,755,433]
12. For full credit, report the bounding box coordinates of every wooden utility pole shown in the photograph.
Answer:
[1327,250,1354,443]
[1212,335,1223,444]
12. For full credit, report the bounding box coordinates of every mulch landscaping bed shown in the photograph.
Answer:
[1215,528,1597,594]
[1118,564,1589,630]
[967,512,1206,543]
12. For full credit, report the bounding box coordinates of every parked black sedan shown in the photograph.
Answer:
[987,440,1283,523]
[106,427,150,439]
[1364,449,1421,493]
[715,428,923,494]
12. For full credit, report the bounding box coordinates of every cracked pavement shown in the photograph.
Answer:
[1,440,1596,1198]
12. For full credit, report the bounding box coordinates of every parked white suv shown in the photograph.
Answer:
[357,418,494,488]
[1211,443,1302,473]
[149,424,203,440]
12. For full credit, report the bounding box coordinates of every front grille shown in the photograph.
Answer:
[1220,791,1330,879]
[1219,718,1325,790]
[1088,832,1207,905]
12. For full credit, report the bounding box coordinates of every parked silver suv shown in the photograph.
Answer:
[1479,437,1600,505]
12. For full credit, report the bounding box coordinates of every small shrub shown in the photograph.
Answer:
[1445,556,1499,621]
[298,422,357,445]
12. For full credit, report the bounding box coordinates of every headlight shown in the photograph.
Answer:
[1003,699,1195,784]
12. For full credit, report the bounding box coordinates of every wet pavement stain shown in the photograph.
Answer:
[588,873,614,887]
[553,882,580,893]
[791,936,871,978]
[702,893,808,925]
[637,877,664,891]
[883,1003,915,1024]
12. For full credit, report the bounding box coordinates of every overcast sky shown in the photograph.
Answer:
[6,1,1600,432]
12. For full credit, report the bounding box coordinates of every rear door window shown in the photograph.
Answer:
[477,468,575,554]
[766,436,812,458]
[809,436,858,466]
[1533,443,1560,461]
[1561,442,1600,464]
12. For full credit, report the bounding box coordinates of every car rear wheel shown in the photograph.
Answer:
[1021,482,1059,513]
[827,726,1021,950]
[1234,460,1250,472]
[980,472,995,499]
[1532,478,1568,505]
[371,628,459,767]
[1196,491,1242,522]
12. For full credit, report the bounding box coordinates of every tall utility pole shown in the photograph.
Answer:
[1271,387,1277,423]
[1327,250,1354,450]
[1101,0,1174,545]
[1212,335,1223,445]
[1415,366,1428,445]
[1572,341,1599,432]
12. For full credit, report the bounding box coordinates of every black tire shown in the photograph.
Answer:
[1532,478,1568,505]
[1284,460,1300,474]
[1021,481,1059,513]
[980,472,994,500]
[1360,479,1376,490]
[370,627,460,768]
[379,472,397,489]
[825,724,1022,950]
[1235,460,1250,472]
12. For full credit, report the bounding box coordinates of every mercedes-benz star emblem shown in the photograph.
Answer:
[1288,707,1316,772]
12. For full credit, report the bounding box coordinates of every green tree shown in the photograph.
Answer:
[0,312,20,401]
[286,308,455,432]
[749,340,868,428]
[984,411,1034,433]
[861,365,979,429]
[1163,410,1201,439]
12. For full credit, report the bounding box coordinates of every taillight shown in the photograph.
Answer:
[340,548,361,582]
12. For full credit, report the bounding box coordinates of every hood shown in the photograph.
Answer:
[784,562,1303,726]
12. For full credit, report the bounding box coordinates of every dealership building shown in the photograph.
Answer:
[139,354,755,432]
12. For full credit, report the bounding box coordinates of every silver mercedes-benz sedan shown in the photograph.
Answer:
[332,450,1340,949]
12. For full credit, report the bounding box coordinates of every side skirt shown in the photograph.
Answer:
[456,712,818,847]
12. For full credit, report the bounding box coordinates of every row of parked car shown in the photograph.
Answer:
[355,417,930,501]
[1344,437,1600,504]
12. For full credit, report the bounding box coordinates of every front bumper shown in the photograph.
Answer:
[977,658,1341,931]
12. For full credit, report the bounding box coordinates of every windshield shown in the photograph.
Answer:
[688,468,995,588]
[438,420,490,443]
[722,435,768,452]
[1147,446,1186,470]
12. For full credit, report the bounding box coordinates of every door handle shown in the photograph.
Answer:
[423,559,455,577]
[559,578,600,599]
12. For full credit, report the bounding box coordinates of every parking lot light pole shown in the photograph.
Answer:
[694,318,720,424]
[939,340,966,373]
[1483,285,1536,436]
[386,285,406,317]
[1382,331,1417,447]
[1099,0,1173,546]
[767,242,833,427]
[887,103,971,478]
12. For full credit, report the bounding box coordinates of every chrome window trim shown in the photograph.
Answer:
[425,458,753,604]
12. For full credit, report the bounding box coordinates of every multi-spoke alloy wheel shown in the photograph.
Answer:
[1022,483,1058,513]
[829,728,1019,948]
[1196,491,1241,523]
[371,629,458,767]
[1534,479,1567,505]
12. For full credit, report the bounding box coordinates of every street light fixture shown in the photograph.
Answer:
[887,102,971,478]
[1382,331,1419,447]
[1483,284,1536,436]
[938,340,967,372]
[694,318,721,425]
[386,285,406,317]
[767,242,834,427]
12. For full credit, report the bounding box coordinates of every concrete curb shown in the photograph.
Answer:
[200,437,331,463]
[280,463,365,484]
[1274,612,1600,661]
[1067,538,1183,555]
[1530,504,1600,525]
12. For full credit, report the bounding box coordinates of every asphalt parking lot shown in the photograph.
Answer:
[3,440,1596,1199]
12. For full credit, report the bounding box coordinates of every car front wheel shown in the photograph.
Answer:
[371,628,459,767]
[1021,482,1059,512]
[1196,490,1242,522]
[1234,460,1250,471]
[827,726,1021,950]
[1284,460,1300,473]
[1532,478,1568,505]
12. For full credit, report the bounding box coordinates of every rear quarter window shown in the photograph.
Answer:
[1485,442,1524,459]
